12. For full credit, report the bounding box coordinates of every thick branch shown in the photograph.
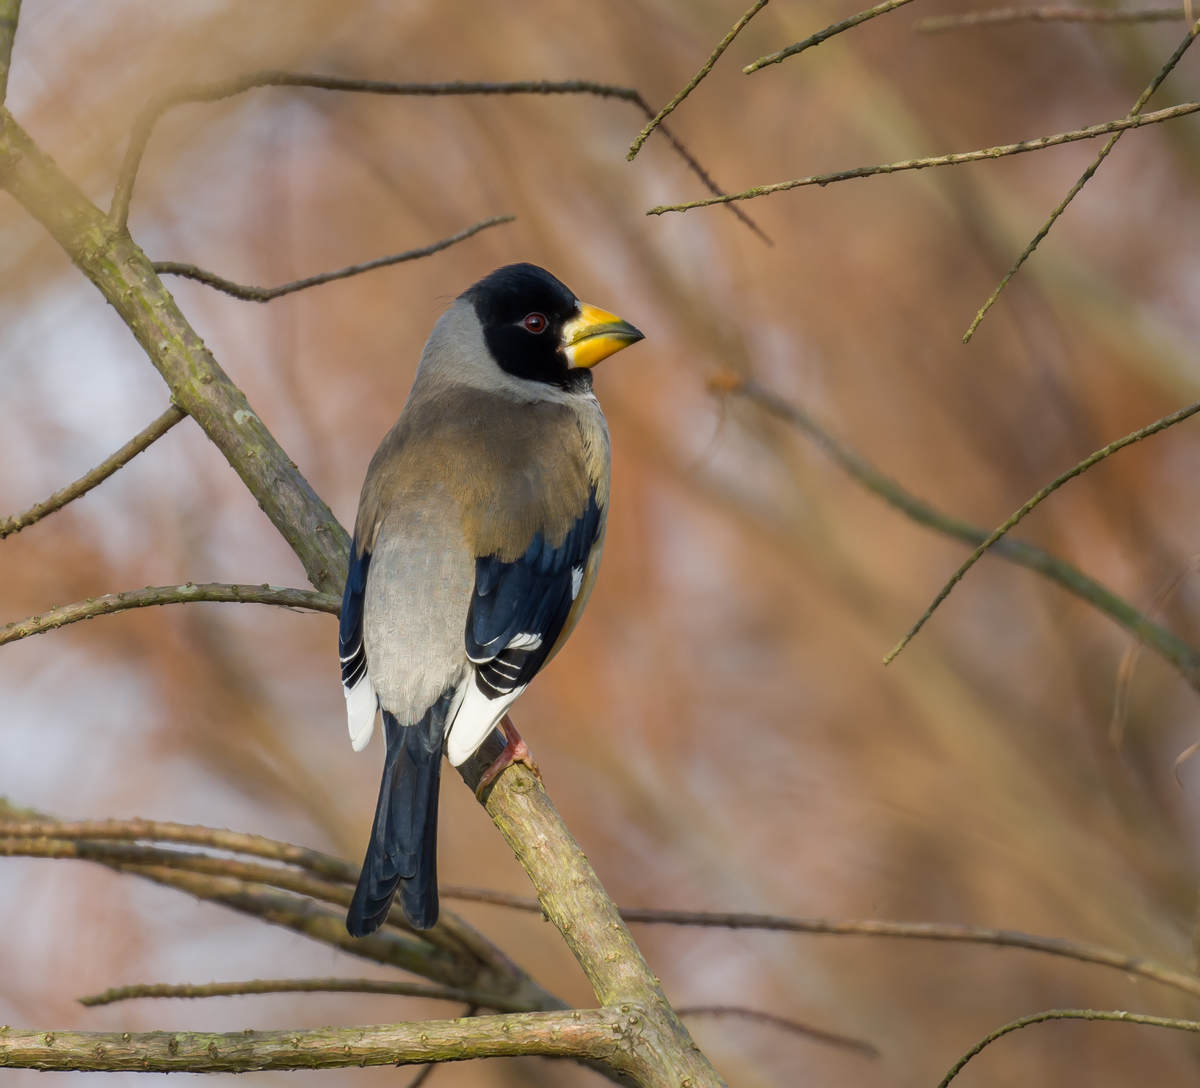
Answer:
[647,101,1200,213]
[0,108,349,593]
[0,405,186,539]
[0,583,339,646]
[153,215,514,302]
[0,1009,645,1075]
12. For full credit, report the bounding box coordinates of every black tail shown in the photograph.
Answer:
[346,696,450,936]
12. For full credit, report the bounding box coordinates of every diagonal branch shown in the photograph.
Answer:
[885,398,1200,664]
[648,100,1200,213]
[727,379,1200,691]
[154,215,515,302]
[0,404,186,539]
[108,72,765,242]
[743,0,916,72]
[627,0,771,160]
[0,583,340,647]
[677,1006,878,1057]
[963,20,1200,341]
[0,0,20,105]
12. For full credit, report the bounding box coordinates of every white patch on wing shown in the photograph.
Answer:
[570,565,584,599]
[507,632,543,650]
[344,672,379,752]
[445,678,525,766]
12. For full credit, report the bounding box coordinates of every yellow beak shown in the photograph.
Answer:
[562,301,644,369]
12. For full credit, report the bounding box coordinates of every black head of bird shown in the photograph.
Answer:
[339,262,643,935]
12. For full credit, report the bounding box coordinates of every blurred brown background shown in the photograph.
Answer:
[3,1,1200,1085]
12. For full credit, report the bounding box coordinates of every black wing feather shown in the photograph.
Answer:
[466,491,601,695]
[339,538,370,690]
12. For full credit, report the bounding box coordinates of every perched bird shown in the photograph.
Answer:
[339,263,643,936]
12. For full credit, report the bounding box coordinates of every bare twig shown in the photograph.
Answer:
[647,101,1200,213]
[728,379,1200,690]
[938,1009,1200,1088]
[963,21,1199,341]
[0,1008,646,1075]
[627,0,772,160]
[885,398,1200,665]
[0,404,186,539]
[442,886,1200,1005]
[677,1005,879,1058]
[154,215,515,302]
[744,0,916,72]
[0,0,21,104]
[916,5,1184,31]
[0,582,340,647]
[79,977,537,1014]
[109,72,765,242]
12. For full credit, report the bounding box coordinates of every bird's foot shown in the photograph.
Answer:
[475,715,541,799]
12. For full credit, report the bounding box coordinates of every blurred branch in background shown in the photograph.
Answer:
[0,404,186,539]
[0,582,340,646]
[0,0,19,104]
[887,397,1200,665]
[915,4,1188,32]
[713,378,1200,688]
[110,71,766,241]
[153,214,515,302]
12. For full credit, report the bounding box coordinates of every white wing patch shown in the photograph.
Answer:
[570,565,583,599]
[507,632,543,650]
[344,671,379,752]
[445,675,524,766]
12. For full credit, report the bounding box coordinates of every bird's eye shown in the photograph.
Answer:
[521,312,548,334]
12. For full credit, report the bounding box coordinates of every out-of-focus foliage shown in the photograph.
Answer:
[3,2,1200,1085]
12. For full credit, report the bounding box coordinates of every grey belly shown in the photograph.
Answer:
[363,506,473,725]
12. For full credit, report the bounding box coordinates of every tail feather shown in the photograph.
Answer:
[346,696,449,936]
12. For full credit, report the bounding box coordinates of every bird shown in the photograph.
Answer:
[338,262,643,936]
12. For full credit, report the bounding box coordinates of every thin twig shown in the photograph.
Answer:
[79,976,537,1014]
[744,0,916,72]
[0,0,21,104]
[442,886,1200,1004]
[938,1008,1200,1088]
[916,5,1185,31]
[963,21,1200,341]
[154,215,515,302]
[0,405,186,539]
[0,582,340,647]
[627,0,771,160]
[727,379,1200,690]
[108,72,765,242]
[885,399,1200,665]
[677,1005,879,1058]
[648,101,1200,213]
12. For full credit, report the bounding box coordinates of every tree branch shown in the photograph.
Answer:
[108,72,765,242]
[79,977,536,1014]
[915,4,1185,31]
[0,0,21,105]
[0,405,186,539]
[743,0,916,72]
[153,215,515,302]
[647,101,1200,214]
[0,1009,646,1075]
[627,0,771,160]
[726,379,1200,691]
[677,1006,879,1058]
[937,1009,1200,1088]
[962,21,1199,341]
[0,583,340,646]
[885,398,1200,665]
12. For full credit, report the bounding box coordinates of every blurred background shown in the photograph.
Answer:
[3,1,1200,1085]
